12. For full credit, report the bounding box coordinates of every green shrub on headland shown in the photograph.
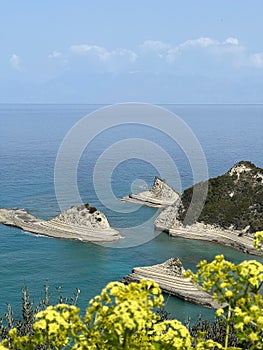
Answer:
[179,161,263,232]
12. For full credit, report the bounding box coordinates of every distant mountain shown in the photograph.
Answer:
[2,72,263,104]
[178,161,263,233]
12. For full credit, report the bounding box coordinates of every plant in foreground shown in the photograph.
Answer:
[0,231,263,349]
[0,280,194,349]
[185,253,263,349]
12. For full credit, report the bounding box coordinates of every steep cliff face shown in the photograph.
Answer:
[178,161,263,233]
[154,202,180,230]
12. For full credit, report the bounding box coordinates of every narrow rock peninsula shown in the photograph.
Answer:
[122,258,224,309]
[121,177,180,208]
[0,204,121,242]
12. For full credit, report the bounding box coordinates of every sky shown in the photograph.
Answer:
[1,0,263,104]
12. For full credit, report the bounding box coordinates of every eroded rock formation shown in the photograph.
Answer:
[0,204,121,242]
[121,177,179,208]
[154,162,263,255]
[122,258,224,308]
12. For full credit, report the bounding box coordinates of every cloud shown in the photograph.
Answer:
[140,37,248,66]
[9,53,21,70]
[141,40,173,61]
[141,37,221,63]
[64,37,263,72]
[141,40,171,51]
[115,49,138,62]
[70,44,137,63]
[248,53,263,68]
[181,37,217,48]
[70,44,110,61]
[162,37,218,63]
[49,50,62,58]
[140,37,219,53]
[224,37,239,46]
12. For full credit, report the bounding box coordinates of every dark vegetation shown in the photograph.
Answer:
[0,284,80,344]
[179,161,263,232]
[186,316,242,348]
[84,203,97,214]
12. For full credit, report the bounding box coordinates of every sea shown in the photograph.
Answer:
[0,104,262,323]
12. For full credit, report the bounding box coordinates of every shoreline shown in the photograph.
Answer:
[166,223,262,256]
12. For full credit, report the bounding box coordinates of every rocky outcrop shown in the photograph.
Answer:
[168,221,263,256]
[121,177,179,208]
[154,161,263,255]
[51,204,110,230]
[178,161,263,233]
[0,204,121,242]
[122,258,224,309]
[154,201,180,231]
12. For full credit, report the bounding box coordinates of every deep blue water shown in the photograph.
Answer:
[0,104,262,322]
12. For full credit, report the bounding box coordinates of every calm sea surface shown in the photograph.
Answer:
[0,104,262,322]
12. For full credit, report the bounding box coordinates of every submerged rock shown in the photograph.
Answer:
[121,177,179,208]
[122,258,224,309]
[0,204,121,242]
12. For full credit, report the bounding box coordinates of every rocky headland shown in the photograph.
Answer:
[178,161,263,233]
[0,204,121,242]
[155,161,263,256]
[122,258,224,309]
[121,177,180,208]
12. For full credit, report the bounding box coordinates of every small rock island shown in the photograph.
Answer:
[121,177,180,208]
[122,258,224,309]
[0,204,121,242]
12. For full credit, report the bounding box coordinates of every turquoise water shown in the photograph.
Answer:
[0,104,263,322]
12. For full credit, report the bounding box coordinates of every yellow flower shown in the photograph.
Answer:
[250,305,260,312]
[216,308,224,317]
[34,319,47,330]
[48,322,60,335]
[224,290,233,298]
[8,328,17,337]
[243,315,251,324]
[0,345,8,350]
[235,322,244,331]
[249,332,259,342]
[257,316,263,326]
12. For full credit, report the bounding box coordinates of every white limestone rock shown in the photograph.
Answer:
[51,204,110,229]
[121,177,180,208]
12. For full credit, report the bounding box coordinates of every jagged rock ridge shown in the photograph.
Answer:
[121,177,179,208]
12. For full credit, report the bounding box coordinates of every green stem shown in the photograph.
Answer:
[122,329,128,349]
[224,306,231,350]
